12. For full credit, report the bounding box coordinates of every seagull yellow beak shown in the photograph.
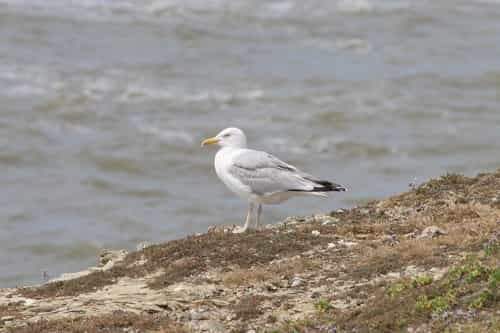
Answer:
[201,137,219,147]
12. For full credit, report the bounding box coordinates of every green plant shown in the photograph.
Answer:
[387,282,407,297]
[470,290,494,309]
[415,296,449,313]
[488,267,500,291]
[314,298,333,313]
[470,266,500,309]
[415,290,456,314]
[411,275,433,288]
[447,262,489,285]
[387,275,434,297]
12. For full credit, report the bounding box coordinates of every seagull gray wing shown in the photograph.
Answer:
[228,149,345,195]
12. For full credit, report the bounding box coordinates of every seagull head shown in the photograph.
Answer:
[201,127,247,148]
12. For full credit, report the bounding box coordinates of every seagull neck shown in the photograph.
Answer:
[220,144,246,151]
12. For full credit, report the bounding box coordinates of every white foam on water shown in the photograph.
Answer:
[133,120,195,145]
[82,77,117,100]
[0,0,420,23]
[257,1,295,18]
[32,120,95,142]
[473,0,500,4]
[0,64,64,98]
[118,84,172,102]
[118,82,264,104]
[3,85,48,97]
[336,0,374,13]
[336,0,417,14]
[336,38,372,54]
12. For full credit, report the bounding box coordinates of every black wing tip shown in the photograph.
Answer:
[288,180,348,193]
[314,180,347,192]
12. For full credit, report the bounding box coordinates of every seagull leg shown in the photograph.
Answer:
[256,204,263,230]
[233,202,254,233]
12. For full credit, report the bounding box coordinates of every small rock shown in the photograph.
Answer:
[385,272,401,279]
[190,309,208,321]
[327,243,336,249]
[311,291,321,299]
[265,284,278,292]
[322,217,339,225]
[417,226,447,240]
[290,277,304,288]
[1,316,15,323]
[359,208,370,215]
[382,234,399,246]
[405,231,418,239]
[338,239,357,247]
[179,312,191,321]
[311,230,321,236]
[100,250,128,270]
[302,250,315,256]
[135,242,151,251]
[197,320,225,333]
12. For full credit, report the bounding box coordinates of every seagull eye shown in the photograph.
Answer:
[223,134,230,138]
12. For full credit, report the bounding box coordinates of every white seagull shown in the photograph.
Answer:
[201,127,346,233]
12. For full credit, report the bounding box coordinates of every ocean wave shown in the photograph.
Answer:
[336,0,374,13]
[0,64,63,98]
[119,84,264,104]
[133,121,195,145]
[0,0,425,23]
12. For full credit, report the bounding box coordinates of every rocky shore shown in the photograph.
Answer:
[1,170,499,333]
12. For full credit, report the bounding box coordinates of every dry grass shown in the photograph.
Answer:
[345,199,500,280]
[5,311,188,333]
[18,266,128,299]
[278,243,499,333]
[0,302,23,320]
[349,239,444,279]
[222,257,318,287]
[233,295,268,321]
[19,228,336,298]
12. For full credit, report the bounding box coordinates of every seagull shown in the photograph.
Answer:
[201,127,346,233]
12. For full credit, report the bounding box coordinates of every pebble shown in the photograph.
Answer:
[197,320,225,333]
[382,234,399,246]
[1,316,15,323]
[322,217,339,225]
[311,230,321,236]
[417,226,446,240]
[311,291,321,299]
[190,309,208,321]
[265,284,278,292]
[135,242,151,251]
[359,208,370,215]
[290,277,304,288]
[338,239,357,247]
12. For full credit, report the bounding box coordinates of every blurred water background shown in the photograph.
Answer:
[1,0,499,287]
